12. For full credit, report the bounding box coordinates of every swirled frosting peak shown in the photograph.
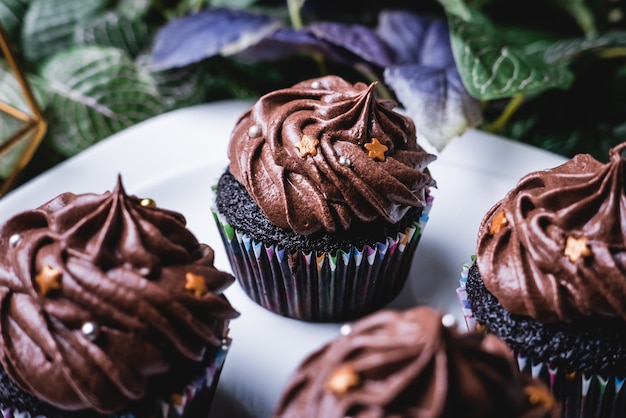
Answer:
[274,307,557,418]
[0,177,239,413]
[477,142,626,323]
[228,75,436,235]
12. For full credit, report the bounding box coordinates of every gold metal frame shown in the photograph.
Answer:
[0,24,47,196]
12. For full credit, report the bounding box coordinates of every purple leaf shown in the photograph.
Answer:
[234,27,350,64]
[384,64,482,150]
[377,10,455,68]
[150,8,280,70]
[307,21,397,67]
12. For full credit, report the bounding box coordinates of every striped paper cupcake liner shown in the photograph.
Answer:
[213,197,433,322]
[517,355,626,418]
[457,260,625,417]
[155,338,231,418]
[456,256,477,331]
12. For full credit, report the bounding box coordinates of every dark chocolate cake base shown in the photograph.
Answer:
[214,170,425,254]
[466,262,626,376]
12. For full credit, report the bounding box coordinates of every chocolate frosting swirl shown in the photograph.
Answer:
[274,307,557,418]
[476,143,626,323]
[228,75,436,235]
[0,178,239,413]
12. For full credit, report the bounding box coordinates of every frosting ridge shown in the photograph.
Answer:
[476,143,626,323]
[0,178,239,413]
[228,75,436,235]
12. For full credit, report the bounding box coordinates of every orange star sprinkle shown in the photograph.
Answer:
[294,134,319,157]
[524,384,556,409]
[325,364,361,394]
[489,211,508,235]
[364,137,388,161]
[170,393,185,407]
[35,265,62,296]
[564,236,592,263]
[185,272,208,297]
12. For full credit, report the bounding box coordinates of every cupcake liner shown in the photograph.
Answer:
[213,196,433,322]
[457,259,626,417]
[516,355,626,417]
[156,337,231,418]
[0,339,231,418]
[456,257,477,332]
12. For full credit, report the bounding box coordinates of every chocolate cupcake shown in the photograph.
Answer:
[213,75,436,322]
[274,306,559,418]
[0,177,239,417]
[457,143,626,417]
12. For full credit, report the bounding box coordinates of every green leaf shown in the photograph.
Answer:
[0,0,30,43]
[136,53,208,111]
[209,0,257,9]
[116,0,152,20]
[40,46,164,157]
[436,0,472,21]
[74,11,153,58]
[446,12,574,100]
[20,0,107,65]
[488,58,626,161]
[542,31,626,64]
[0,60,47,177]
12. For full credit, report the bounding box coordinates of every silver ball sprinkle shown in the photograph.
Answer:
[81,321,99,341]
[339,323,352,336]
[339,156,352,167]
[311,81,321,89]
[441,313,457,329]
[221,338,231,351]
[9,234,21,247]
[248,125,261,138]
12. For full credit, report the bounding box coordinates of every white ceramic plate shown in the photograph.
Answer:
[0,101,568,418]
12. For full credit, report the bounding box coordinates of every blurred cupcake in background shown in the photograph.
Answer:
[274,306,560,417]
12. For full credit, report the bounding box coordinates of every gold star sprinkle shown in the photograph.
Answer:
[325,364,361,394]
[294,134,319,157]
[489,211,508,235]
[524,384,556,409]
[35,265,62,296]
[185,272,208,297]
[564,236,592,263]
[364,137,388,161]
